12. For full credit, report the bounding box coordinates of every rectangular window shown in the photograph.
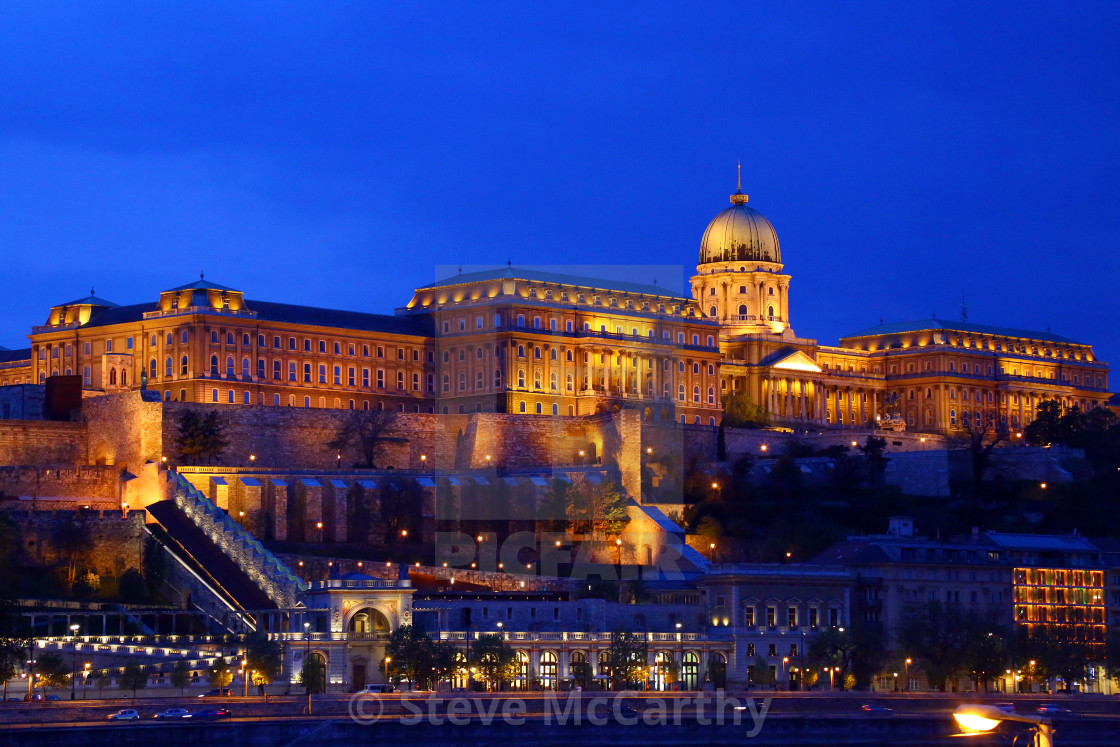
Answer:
[84,342,91,355]
[413,372,420,391]
[362,369,370,387]
[744,607,755,627]
[809,608,819,628]
[288,362,296,382]
[319,365,327,384]
[349,344,355,356]
[348,367,355,386]
[304,339,311,352]
[377,369,385,388]
[105,339,113,353]
[787,607,798,628]
[766,606,776,627]
[288,337,296,351]
[303,363,311,383]
[126,337,133,350]
[273,336,281,349]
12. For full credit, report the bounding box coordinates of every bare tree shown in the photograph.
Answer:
[327,409,395,468]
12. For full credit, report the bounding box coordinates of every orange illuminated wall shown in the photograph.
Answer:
[1013,567,1106,646]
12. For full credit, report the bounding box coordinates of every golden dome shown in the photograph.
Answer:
[699,190,781,266]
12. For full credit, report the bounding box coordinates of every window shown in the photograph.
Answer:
[377,369,385,388]
[303,338,311,352]
[257,359,265,379]
[319,364,327,384]
[766,606,777,627]
[348,367,356,386]
[105,339,113,353]
[273,360,281,380]
[228,390,235,403]
[210,355,219,375]
[180,355,189,375]
[289,362,297,382]
[787,607,798,627]
[226,356,234,377]
[304,363,312,383]
[517,314,525,327]
[288,337,296,351]
[397,371,404,389]
[744,607,755,627]
[693,385,700,403]
[166,334,174,347]
[166,357,173,377]
[210,331,218,344]
[273,336,280,349]
[363,369,370,387]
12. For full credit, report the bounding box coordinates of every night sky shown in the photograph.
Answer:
[1,2,1118,372]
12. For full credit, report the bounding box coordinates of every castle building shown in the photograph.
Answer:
[0,183,1110,433]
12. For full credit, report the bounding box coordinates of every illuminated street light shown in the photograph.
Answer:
[953,704,1054,746]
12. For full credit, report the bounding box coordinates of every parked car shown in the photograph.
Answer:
[360,684,395,694]
[993,703,1017,714]
[45,695,61,702]
[188,708,231,720]
[1036,704,1072,714]
[861,704,893,713]
[108,709,140,721]
[198,688,232,698]
[155,708,190,719]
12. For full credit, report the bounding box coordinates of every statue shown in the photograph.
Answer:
[877,391,906,432]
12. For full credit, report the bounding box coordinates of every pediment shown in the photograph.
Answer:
[770,350,822,373]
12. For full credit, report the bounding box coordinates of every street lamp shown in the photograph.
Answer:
[69,624,80,700]
[242,658,249,697]
[782,657,789,688]
[953,704,1055,747]
[904,658,911,691]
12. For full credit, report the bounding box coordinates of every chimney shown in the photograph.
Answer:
[888,516,914,538]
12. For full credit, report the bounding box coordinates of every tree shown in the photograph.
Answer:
[896,602,981,691]
[118,568,148,603]
[607,631,648,690]
[721,391,770,428]
[119,662,147,697]
[299,655,326,694]
[175,409,229,465]
[381,625,434,689]
[170,660,191,695]
[431,641,457,691]
[0,598,33,703]
[244,632,283,687]
[327,409,395,468]
[568,479,630,540]
[965,629,1010,692]
[570,659,593,689]
[51,513,93,590]
[208,656,234,689]
[955,410,1009,484]
[469,634,516,690]
[376,477,423,544]
[751,656,774,686]
[34,653,68,694]
[92,667,112,698]
[857,436,889,487]
[705,655,727,689]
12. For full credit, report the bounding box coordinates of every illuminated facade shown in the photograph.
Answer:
[0,182,1110,432]
[1013,567,1106,649]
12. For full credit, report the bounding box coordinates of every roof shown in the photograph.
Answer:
[56,294,120,308]
[0,347,30,364]
[420,266,690,300]
[982,532,1099,553]
[842,319,1085,346]
[249,300,433,337]
[164,278,241,293]
[74,299,433,337]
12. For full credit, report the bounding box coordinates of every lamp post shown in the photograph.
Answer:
[953,704,1055,747]
[782,657,789,689]
[69,624,80,700]
[242,658,249,697]
[904,658,911,692]
[83,663,90,697]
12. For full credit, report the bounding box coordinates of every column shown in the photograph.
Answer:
[799,380,807,419]
[846,387,853,428]
[872,391,878,425]
[784,379,791,417]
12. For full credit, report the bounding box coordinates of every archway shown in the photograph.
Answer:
[540,651,558,690]
[682,652,699,690]
[348,607,391,637]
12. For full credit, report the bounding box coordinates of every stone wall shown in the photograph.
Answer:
[0,384,45,420]
[0,507,145,578]
[0,420,87,467]
[83,390,165,471]
[0,466,120,504]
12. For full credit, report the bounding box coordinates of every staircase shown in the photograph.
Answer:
[147,472,305,611]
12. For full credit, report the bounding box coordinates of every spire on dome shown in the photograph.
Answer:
[731,161,749,204]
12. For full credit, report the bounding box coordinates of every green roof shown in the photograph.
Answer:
[421,266,690,300]
[843,319,1085,346]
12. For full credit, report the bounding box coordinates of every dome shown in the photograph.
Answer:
[699,191,781,265]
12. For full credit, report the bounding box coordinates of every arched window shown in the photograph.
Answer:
[494,368,502,387]
[550,348,557,361]
[767,306,774,320]
[442,374,450,392]
[458,373,466,391]
[210,331,218,343]
[209,355,218,375]
[475,371,483,389]
[708,387,715,404]
[678,384,685,401]
[534,346,542,359]
[707,364,715,376]
[693,385,700,403]
[109,369,117,385]
[519,401,526,413]
[550,372,558,391]
[565,349,573,362]
[709,305,717,318]
[518,345,525,358]
[226,332,234,345]
[165,357,173,377]
[228,390,235,403]
[949,409,957,426]
[149,359,157,379]
[535,402,542,414]
[211,388,218,401]
[517,369,526,388]
[242,358,250,377]
[738,304,748,316]
[566,373,574,391]
[225,356,234,376]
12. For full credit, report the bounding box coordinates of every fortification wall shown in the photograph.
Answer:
[0,420,87,467]
[0,466,119,503]
[0,508,145,578]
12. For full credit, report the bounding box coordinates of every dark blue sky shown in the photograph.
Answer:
[2,2,1118,371]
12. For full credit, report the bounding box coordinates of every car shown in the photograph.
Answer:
[1036,704,1072,714]
[198,688,232,697]
[45,694,61,702]
[187,708,231,720]
[108,709,140,721]
[155,708,190,719]
[861,704,893,713]
[993,703,1017,714]
[360,683,396,694]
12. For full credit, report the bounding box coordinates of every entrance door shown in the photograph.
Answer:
[353,664,367,691]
